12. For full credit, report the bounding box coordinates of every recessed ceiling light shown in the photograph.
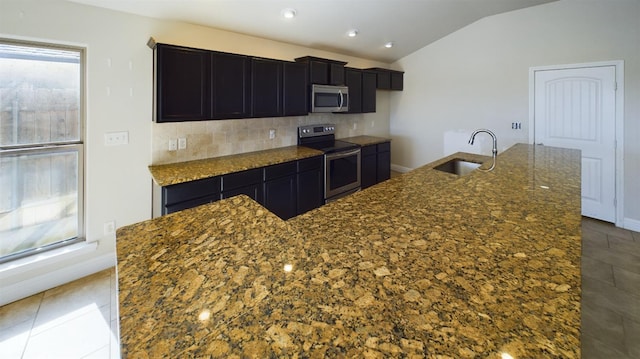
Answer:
[384,42,394,48]
[347,29,358,38]
[281,8,296,19]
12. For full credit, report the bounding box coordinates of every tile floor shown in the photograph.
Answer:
[0,217,638,358]
[0,269,119,358]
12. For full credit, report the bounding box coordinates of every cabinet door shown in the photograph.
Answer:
[297,156,323,214]
[252,58,283,117]
[309,60,328,84]
[221,168,263,202]
[221,184,262,203]
[155,44,211,122]
[264,175,297,220]
[162,176,220,205]
[345,69,362,113]
[377,143,391,182]
[164,194,220,215]
[330,63,345,85]
[390,71,404,91]
[161,176,220,214]
[361,71,377,113]
[361,146,377,189]
[376,70,391,90]
[212,52,251,119]
[283,62,308,116]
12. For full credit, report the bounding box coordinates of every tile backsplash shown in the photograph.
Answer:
[151,113,371,164]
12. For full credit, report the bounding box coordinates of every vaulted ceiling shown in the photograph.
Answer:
[69,0,557,63]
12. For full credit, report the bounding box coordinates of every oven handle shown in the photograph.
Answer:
[326,148,360,160]
[338,90,344,111]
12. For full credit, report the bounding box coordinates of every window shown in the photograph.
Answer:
[0,40,84,262]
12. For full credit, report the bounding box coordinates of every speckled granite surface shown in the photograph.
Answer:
[118,143,582,358]
[149,145,323,186]
[341,135,390,146]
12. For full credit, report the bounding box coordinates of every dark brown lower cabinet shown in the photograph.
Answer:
[221,168,263,203]
[377,142,391,182]
[297,156,323,214]
[162,176,220,215]
[160,156,324,218]
[361,141,391,189]
[264,162,297,220]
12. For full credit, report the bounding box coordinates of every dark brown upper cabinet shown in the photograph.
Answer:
[153,41,394,122]
[212,52,251,119]
[361,71,377,113]
[283,61,309,116]
[155,44,211,122]
[295,56,347,85]
[366,68,404,91]
[345,68,362,113]
[251,57,283,117]
[154,44,251,122]
[390,71,404,91]
[343,68,377,114]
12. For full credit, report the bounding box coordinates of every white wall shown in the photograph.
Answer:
[390,0,640,228]
[0,0,390,305]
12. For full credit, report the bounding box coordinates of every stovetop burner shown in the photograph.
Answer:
[302,139,359,153]
[297,124,360,154]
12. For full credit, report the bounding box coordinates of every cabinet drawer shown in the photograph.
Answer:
[377,142,390,153]
[164,194,220,215]
[221,168,262,191]
[361,144,376,156]
[221,184,262,203]
[265,161,296,181]
[163,176,220,205]
[297,156,323,172]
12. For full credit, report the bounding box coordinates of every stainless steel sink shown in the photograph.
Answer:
[433,158,482,176]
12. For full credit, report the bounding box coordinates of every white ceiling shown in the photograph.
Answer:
[68,0,556,63]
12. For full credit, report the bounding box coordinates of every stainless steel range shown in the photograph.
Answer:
[298,124,361,202]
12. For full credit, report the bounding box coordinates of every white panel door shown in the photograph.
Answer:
[534,66,617,222]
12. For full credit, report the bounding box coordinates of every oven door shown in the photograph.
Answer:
[325,148,361,200]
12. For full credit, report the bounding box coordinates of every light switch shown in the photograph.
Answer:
[169,139,177,151]
[178,138,187,150]
[104,131,128,146]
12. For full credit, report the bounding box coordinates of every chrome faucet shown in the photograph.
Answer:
[468,129,497,171]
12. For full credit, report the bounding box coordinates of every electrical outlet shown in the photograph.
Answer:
[269,129,276,139]
[104,221,115,235]
[353,122,357,130]
[104,131,129,146]
[178,137,187,150]
[169,139,177,151]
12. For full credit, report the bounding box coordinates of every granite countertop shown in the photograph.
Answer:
[149,145,323,187]
[117,143,582,357]
[340,135,391,146]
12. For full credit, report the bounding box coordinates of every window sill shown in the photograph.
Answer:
[0,241,98,279]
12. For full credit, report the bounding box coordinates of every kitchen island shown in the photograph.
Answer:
[117,143,582,358]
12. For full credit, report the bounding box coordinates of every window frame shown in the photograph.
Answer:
[0,38,86,263]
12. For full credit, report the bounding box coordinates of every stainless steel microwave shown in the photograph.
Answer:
[311,84,349,113]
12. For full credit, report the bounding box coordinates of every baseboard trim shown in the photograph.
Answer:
[0,252,115,306]
[391,163,413,173]
[623,217,640,233]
